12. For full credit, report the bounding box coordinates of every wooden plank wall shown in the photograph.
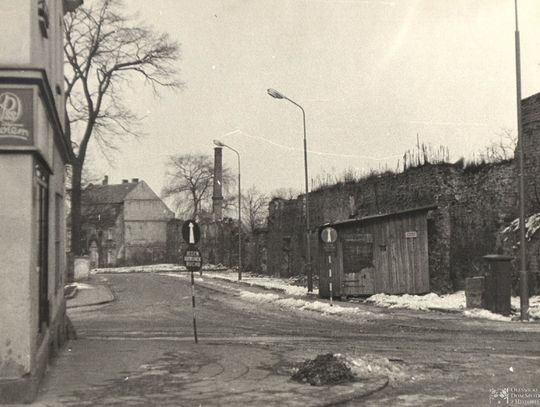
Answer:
[333,211,429,295]
[371,212,429,294]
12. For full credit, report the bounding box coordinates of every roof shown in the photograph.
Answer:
[82,182,139,204]
[320,204,438,229]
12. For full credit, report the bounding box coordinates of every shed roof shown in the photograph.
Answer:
[320,204,438,229]
[82,182,139,204]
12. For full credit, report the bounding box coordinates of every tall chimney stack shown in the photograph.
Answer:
[102,175,108,185]
[212,147,224,221]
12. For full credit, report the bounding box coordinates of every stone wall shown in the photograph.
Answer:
[450,163,517,289]
[522,92,540,215]
[200,219,239,267]
[266,161,517,293]
[267,198,305,278]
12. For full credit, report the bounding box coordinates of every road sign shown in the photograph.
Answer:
[183,245,202,271]
[323,242,336,252]
[320,227,338,244]
[182,220,201,244]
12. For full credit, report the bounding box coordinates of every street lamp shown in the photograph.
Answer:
[514,0,529,321]
[267,88,313,293]
[214,139,242,281]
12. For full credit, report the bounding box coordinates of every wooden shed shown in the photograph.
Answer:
[318,205,436,298]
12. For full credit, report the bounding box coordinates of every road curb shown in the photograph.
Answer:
[66,284,116,309]
[315,377,389,407]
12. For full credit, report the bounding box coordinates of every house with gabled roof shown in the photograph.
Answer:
[81,176,175,267]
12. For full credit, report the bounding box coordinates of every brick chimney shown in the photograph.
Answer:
[102,175,108,185]
[122,179,129,184]
[131,178,139,183]
[212,147,223,221]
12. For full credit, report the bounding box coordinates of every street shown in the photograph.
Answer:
[35,273,540,406]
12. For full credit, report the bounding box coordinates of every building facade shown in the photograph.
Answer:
[0,0,82,403]
[81,177,175,267]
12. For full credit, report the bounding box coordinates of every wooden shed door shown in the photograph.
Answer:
[341,233,375,295]
[376,214,429,294]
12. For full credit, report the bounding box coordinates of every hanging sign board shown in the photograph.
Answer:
[0,87,34,146]
[183,245,202,271]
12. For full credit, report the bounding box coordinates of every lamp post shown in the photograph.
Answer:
[214,139,242,281]
[514,0,529,321]
[267,88,313,293]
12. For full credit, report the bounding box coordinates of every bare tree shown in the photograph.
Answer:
[162,153,234,219]
[242,186,269,233]
[480,128,517,162]
[64,0,181,256]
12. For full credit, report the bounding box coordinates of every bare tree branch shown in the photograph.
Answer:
[64,0,182,256]
[162,153,234,219]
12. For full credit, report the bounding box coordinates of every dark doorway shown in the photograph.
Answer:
[35,162,49,333]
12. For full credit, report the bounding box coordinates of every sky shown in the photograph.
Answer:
[87,0,540,198]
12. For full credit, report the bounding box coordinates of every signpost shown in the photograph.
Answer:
[321,227,338,306]
[181,220,202,344]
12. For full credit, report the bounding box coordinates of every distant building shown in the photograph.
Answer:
[81,177,175,267]
[0,0,83,403]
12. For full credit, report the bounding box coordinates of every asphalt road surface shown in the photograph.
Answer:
[36,273,540,406]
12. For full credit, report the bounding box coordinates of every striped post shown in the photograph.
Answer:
[190,271,198,344]
[328,255,333,307]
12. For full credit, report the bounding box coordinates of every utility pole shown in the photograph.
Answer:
[514,0,529,321]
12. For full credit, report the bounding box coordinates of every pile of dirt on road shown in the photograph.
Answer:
[292,353,355,386]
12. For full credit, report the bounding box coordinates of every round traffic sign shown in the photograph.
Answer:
[320,227,338,243]
[182,220,201,244]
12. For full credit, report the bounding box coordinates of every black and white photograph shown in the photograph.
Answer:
[1,0,540,406]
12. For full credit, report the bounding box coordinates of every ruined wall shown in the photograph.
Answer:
[247,228,268,273]
[198,219,240,268]
[522,92,540,215]
[266,162,517,293]
[267,198,305,278]
[449,163,517,289]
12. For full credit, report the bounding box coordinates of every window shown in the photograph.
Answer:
[38,0,50,38]
[35,163,49,333]
[341,233,374,273]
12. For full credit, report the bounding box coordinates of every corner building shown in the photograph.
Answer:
[0,0,82,402]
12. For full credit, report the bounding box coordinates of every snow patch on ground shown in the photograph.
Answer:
[239,291,373,317]
[92,263,227,274]
[346,354,409,384]
[366,291,466,311]
[93,264,186,274]
[462,309,511,322]
[366,291,540,322]
[208,272,316,296]
[66,282,94,290]
[529,296,540,320]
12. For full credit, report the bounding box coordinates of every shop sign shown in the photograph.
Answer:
[0,88,34,146]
